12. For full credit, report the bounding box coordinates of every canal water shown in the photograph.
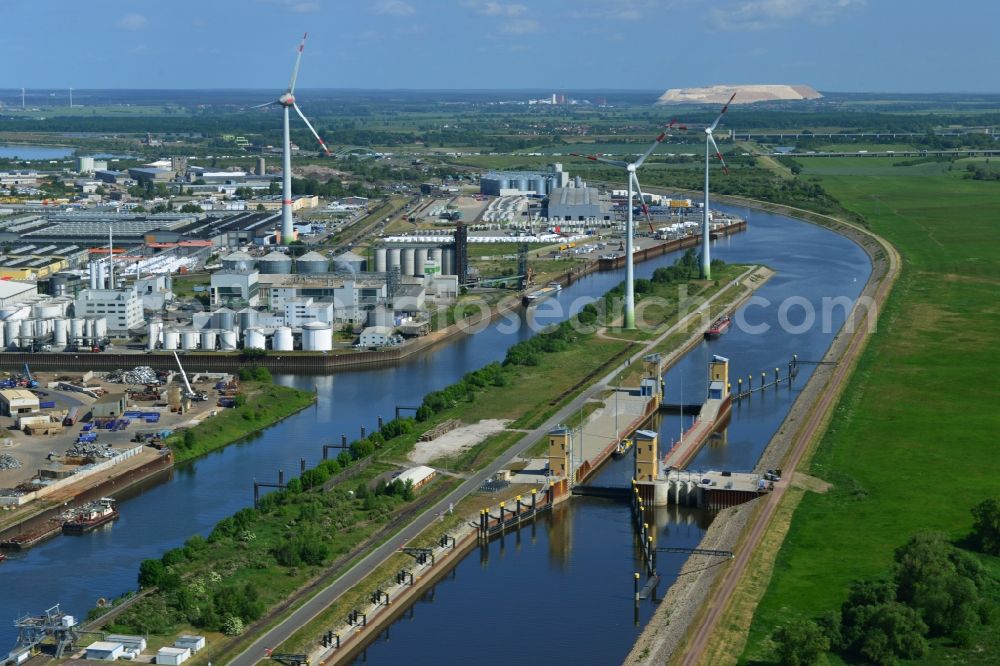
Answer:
[0,207,870,654]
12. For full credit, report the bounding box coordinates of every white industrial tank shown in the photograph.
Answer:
[374,247,387,273]
[244,328,266,350]
[181,330,199,350]
[162,328,179,351]
[33,303,63,319]
[387,248,401,272]
[415,248,427,276]
[220,330,238,351]
[401,247,415,276]
[146,320,161,351]
[53,318,68,347]
[301,322,333,352]
[272,326,294,351]
[200,329,217,351]
[94,318,108,339]
[70,318,85,344]
[4,320,18,348]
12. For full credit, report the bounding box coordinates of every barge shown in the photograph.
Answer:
[62,498,118,535]
[522,282,562,306]
[704,315,732,338]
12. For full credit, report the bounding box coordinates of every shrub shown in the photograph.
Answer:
[969,498,1000,555]
[773,618,829,666]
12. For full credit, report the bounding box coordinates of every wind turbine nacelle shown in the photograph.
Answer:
[279,93,295,106]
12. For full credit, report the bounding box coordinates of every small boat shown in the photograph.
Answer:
[522,282,562,306]
[704,315,732,338]
[0,552,6,563]
[613,437,633,458]
[63,498,119,535]
[1,522,62,550]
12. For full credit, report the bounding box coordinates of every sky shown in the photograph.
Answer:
[1,0,997,93]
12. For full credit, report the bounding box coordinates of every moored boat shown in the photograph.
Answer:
[62,498,119,535]
[704,315,732,338]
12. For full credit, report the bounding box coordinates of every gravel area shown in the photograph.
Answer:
[407,419,511,465]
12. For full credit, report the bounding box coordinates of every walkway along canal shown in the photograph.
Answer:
[0,207,870,657]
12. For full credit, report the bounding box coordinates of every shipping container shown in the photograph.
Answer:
[39,401,56,409]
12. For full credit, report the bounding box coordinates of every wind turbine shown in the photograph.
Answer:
[572,121,681,330]
[251,33,331,245]
[700,93,735,279]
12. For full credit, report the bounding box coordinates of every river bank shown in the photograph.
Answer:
[622,196,899,666]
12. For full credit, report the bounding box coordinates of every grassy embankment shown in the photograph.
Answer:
[739,159,1000,663]
[167,380,316,464]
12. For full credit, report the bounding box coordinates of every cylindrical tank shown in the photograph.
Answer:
[94,318,108,339]
[34,319,47,339]
[84,318,95,341]
[574,175,583,188]
[220,330,238,351]
[257,251,293,275]
[88,262,99,290]
[54,318,68,346]
[5,320,19,348]
[547,176,558,193]
[146,320,160,351]
[301,321,333,352]
[374,247,387,273]
[442,248,455,276]
[0,323,4,349]
[244,328,266,350]
[414,248,427,276]
[200,329,217,351]
[429,247,442,267]
[387,248,401,272]
[212,307,235,331]
[296,251,329,274]
[237,307,256,332]
[163,328,179,351]
[222,251,256,271]
[531,178,546,196]
[181,330,199,350]
[33,303,63,319]
[498,177,510,190]
[256,156,266,176]
[401,247,415,276]
[272,326,293,351]
[20,319,33,345]
[70,318,84,344]
[50,273,70,297]
[0,307,18,321]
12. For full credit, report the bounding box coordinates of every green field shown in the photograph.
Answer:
[741,161,1000,662]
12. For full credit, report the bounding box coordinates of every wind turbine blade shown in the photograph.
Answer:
[708,92,736,132]
[634,130,667,169]
[668,118,688,131]
[293,103,331,155]
[708,134,729,175]
[288,32,308,94]
[249,101,276,109]
[570,153,628,167]
[631,172,655,232]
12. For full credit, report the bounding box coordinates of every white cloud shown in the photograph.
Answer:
[712,0,864,30]
[117,13,149,30]
[288,1,320,12]
[570,0,670,22]
[498,18,540,35]
[376,0,416,15]
[480,2,527,16]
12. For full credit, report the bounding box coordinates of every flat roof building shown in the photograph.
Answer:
[74,288,144,332]
[0,389,39,417]
[546,186,612,221]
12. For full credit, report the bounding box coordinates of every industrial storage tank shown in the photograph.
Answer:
[237,307,257,332]
[374,247,387,273]
[244,328,266,350]
[163,328,179,351]
[84,318,95,341]
[34,319,48,339]
[222,251,256,271]
[146,320,161,351]
[49,273,71,296]
[532,178,547,196]
[70,318,84,344]
[212,307,235,331]
[387,248,401,272]
[181,330,199,350]
[257,251,293,275]
[301,322,333,352]
[334,251,365,274]
[94,318,108,340]
[498,177,510,190]
[220,330,238,351]
[429,247,442,267]
[4,320,19,349]
[272,326,294,351]
[442,248,455,276]
[517,177,529,192]
[401,248,415,276]
[20,319,33,345]
[296,250,329,274]
[54,318,68,347]
[0,323,4,349]
[33,302,63,319]
[414,248,427,276]
[200,330,217,351]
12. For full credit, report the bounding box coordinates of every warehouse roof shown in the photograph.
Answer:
[0,389,39,403]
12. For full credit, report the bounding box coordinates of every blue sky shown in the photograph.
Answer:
[1,0,997,92]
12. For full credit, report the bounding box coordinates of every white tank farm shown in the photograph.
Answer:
[4,320,18,349]
[181,330,199,350]
[374,247,387,273]
[415,248,428,276]
[200,330,217,351]
[94,318,108,339]
[272,326,294,351]
[220,330,238,351]
[301,322,333,351]
[54,318,68,346]
[401,247,415,276]
[387,248,401,272]
[163,328,179,351]
[32,303,64,319]
[70,318,85,344]
[244,328,266,350]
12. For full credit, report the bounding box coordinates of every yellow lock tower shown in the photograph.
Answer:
[547,425,571,480]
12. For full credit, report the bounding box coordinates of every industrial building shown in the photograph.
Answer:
[0,280,38,307]
[479,163,570,197]
[91,393,127,418]
[546,186,612,221]
[0,389,39,417]
[74,287,143,331]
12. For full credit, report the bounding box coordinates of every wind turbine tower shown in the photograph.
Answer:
[21,88,25,109]
[701,93,735,280]
[252,33,331,245]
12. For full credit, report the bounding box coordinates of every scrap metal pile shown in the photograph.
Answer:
[65,442,117,459]
[109,367,165,385]
[0,453,22,470]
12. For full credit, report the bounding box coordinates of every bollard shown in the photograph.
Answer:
[531,488,537,513]
[499,501,505,526]
[775,367,780,383]
[738,377,743,396]
[278,469,284,485]
[634,572,640,601]
[516,495,522,517]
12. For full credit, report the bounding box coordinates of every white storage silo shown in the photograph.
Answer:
[54,318,68,347]
[0,323,5,349]
[34,319,48,339]
[244,328,266,350]
[272,326,293,351]
[181,330,199,350]
[257,251,293,275]
[429,247,442,267]
[401,247,415,276]
[220,330,238,351]
[5,320,19,348]
[200,329,217,351]
[296,251,329,274]
[70,318,85,345]
[94,318,108,339]
[20,319,33,346]
[301,321,333,352]
[163,328,179,351]
[146,320,161,351]
[374,247,387,273]
[387,248,401,272]
[442,248,455,276]
[415,248,428,276]
[212,307,235,331]
[33,302,63,319]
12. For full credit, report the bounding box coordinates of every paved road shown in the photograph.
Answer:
[227,268,757,666]
[678,215,900,666]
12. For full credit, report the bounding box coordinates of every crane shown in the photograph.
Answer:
[22,362,38,389]
[172,352,207,401]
